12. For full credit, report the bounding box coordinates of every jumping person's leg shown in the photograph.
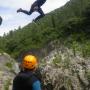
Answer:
[17,8,32,15]
[17,1,45,22]
[34,7,45,21]
[17,1,38,15]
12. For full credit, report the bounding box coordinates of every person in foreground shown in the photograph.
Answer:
[17,0,46,22]
[12,54,41,90]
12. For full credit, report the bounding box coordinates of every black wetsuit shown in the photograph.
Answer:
[18,0,47,21]
[37,0,46,6]
[12,71,41,90]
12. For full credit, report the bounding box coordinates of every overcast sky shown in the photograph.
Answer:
[0,0,69,36]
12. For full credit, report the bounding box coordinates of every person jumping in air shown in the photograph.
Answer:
[17,0,46,22]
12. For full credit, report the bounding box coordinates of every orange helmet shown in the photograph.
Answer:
[22,55,38,70]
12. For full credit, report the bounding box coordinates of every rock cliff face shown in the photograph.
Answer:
[0,53,19,90]
[0,47,90,90]
[41,47,90,90]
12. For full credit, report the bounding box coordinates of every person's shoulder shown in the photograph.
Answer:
[30,74,39,83]
[14,71,31,79]
[32,80,41,90]
[15,71,39,82]
[27,72,39,83]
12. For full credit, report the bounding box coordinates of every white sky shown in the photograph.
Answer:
[0,0,69,36]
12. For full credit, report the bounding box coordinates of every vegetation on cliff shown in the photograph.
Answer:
[0,0,90,59]
[0,0,90,89]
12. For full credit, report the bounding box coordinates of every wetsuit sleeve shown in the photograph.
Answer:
[32,80,41,90]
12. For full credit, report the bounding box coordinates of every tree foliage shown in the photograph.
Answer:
[0,0,90,58]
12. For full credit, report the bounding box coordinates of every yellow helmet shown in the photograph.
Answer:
[22,55,38,70]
